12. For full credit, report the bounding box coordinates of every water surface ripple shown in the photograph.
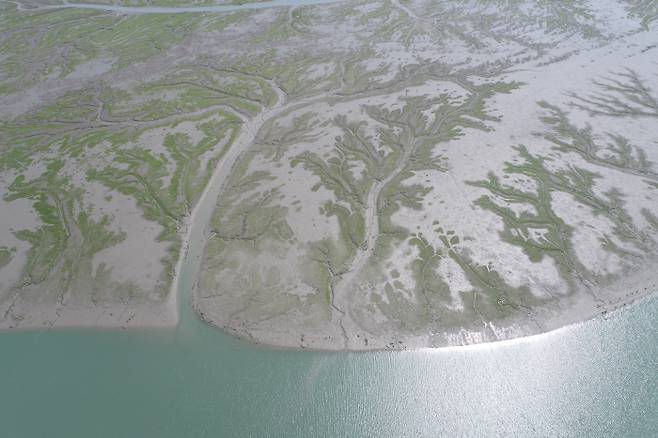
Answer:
[0,295,656,437]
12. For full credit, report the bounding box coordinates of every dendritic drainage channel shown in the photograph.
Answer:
[0,0,657,350]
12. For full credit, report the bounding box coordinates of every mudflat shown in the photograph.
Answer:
[0,0,657,350]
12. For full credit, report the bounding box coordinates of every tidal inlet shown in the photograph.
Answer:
[1,0,657,351]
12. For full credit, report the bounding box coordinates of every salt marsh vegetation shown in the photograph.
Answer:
[1,0,656,348]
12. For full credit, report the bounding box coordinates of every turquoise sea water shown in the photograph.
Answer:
[1,292,656,437]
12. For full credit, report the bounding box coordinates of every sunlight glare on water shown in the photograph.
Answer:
[0,295,655,437]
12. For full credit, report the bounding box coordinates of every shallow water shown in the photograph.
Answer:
[1,291,656,437]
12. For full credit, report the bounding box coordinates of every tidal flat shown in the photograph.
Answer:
[0,0,657,351]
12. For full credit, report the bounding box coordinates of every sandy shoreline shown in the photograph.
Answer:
[193,266,658,352]
[2,204,655,350]
[0,299,178,331]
